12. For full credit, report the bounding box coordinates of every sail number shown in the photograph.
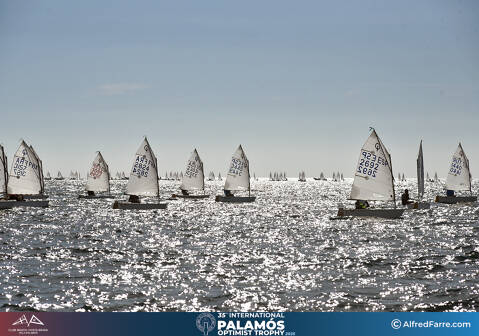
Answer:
[229,158,244,176]
[185,160,200,178]
[449,157,462,176]
[132,155,152,177]
[13,157,38,177]
[356,150,388,178]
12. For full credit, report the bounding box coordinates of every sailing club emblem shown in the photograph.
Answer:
[196,313,216,336]
[374,143,381,151]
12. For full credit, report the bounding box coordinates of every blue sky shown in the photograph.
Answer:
[1,0,478,177]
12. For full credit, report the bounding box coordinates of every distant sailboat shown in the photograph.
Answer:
[216,145,255,203]
[340,173,344,181]
[45,171,52,180]
[113,137,167,210]
[55,171,64,180]
[336,128,404,219]
[434,172,439,182]
[435,143,477,204]
[218,172,222,181]
[401,173,405,181]
[0,140,49,209]
[298,171,306,182]
[172,149,208,199]
[408,141,430,209]
[79,152,112,199]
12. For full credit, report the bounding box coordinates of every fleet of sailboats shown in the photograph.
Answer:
[0,134,476,215]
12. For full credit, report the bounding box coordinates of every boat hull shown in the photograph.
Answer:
[435,196,477,204]
[215,196,256,203]
[79,195,113,199]
[171,194,210,199]
[336,208,405,219]
[23,194,49,200]
[0,200,49,209]
[112,201,167,210]
[407,202,431,210]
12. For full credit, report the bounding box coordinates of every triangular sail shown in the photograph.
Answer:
[86,152,110,193]
[224,145,250,191]
[350,129,395,201]
[7,141,42,195]
[0,145,7,194]
[29,146,44,193]
[126,137,159,196]
[417,140,424,200]
[446,143,472,192]
[180,149,204,191]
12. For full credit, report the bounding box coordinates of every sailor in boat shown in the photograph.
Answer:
[128,194,140,203]
[446,189,455,197]
[355,200,369,209]
[9,194,25,202]
[224,189,234,197]
[87,190,95,196]
[401,189,414,206]
[181,188,189,196]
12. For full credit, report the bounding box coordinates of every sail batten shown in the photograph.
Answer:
[126,138,159,196]
[180,149,204,191]
[350,129,395,201]
[224,145,250,191]
[86,152,110,193]
[446,143,472,192]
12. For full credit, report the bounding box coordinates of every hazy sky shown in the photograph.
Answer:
[1,0,478,178]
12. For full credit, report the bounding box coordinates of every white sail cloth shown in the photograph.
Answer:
[7,141,42,195]
[0,145,7,194]
[417,141,424,199]
[350,129,395,201]
[86,152,110,192]
[224,145,250,191]
[446,143,472,191]
[180,149,204,191]
[126,138,159,196]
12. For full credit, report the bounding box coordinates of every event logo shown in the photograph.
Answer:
[196,313,216,336]
[12,314,44,327]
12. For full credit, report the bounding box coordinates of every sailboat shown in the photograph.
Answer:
[217,172,222,181]
[45,171,52,180]
[435,143,477,204]
[340,173,344,181]
[79,152,112,199]
[215,145,255,203]
[0,141,49,209]
[0,145,8,200]
[298,171,306,182]
[172,149,209,199]
[408,141,430,209]
[401,173,405,182]
[55,171,64,180]
[113,137,167,210]
[336,128,405,219]
[23,145,49,199]
[434,172,439,182]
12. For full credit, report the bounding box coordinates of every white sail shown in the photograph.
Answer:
[224,145,250,191]
[434,172,438,182]
[57,171,63,179]
[126,137,159,196]
[446,143,472,191]
[180,149,204,191]
[0,145,7,194]
[46,172,51,179]
[417,140,424,200]
[7,141,42,195]
[350,129,395,201]
[86,152,110,193]
[29,146,45,193]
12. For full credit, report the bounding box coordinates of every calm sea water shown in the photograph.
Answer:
[1,179,478,312]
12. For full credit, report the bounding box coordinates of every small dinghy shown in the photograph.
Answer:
[172,149,209,199]
[0,141,49,209]
[298,171,306,182]
[23,145,49,200]
[335,128,404,219]
[79,151,113,199]
[112,137,167,210]
[216,145,256,203]
[435,143,477,204]
[45,171,52,180]
[55,171,64,180]
[408,141,430,209]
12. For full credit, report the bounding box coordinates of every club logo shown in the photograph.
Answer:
[90,163,103,179]
[196,313,216,336]
[12,314,44,327]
